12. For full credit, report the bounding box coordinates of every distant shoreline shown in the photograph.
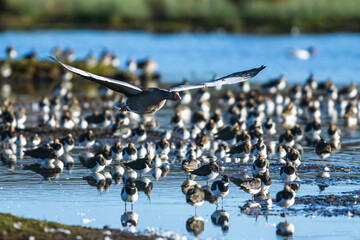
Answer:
[2,18,360,34]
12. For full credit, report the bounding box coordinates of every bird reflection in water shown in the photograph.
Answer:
[186,216,204,238]
[151,167,162,180]
[134,176,153,201]
[83,172,106,192]
[276,221,295,238]
[121,211,139,229]
[211,209,229,232]
[160,164,170,177]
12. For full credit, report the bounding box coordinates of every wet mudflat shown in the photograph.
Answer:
[1,97,360,239]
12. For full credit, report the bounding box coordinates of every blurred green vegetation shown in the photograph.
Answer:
[1,0,360,33]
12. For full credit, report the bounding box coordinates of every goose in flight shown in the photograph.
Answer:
[49,56,265,115]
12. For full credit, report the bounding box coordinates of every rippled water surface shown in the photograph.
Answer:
[0,31,360,239]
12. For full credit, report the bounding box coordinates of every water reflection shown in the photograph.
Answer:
[330,139,341,150]
[83,172,106,191]
[121,211,139,227]
[59,153,74,171]
[186,216,204,237]
[134,176,153,201]
[276,221,295,238]
[151,167,162,180]
[160,164,170,177]
[211,209,229,232]
[1,147,17,170]
[317,178,330,192]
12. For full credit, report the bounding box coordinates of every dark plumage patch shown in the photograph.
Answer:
[280,165,295,175]
[276,190,295,202]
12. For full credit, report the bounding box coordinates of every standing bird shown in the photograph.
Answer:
[131,124,147,142]
[60,133,74,155]
[291,124,303,142]
[30,134,41,148]
[256,171,272,196]
[124,154,152,177]
[50,57,265,115]
[121,180,138,211]
[50,139,64,157]
[280,161,297,184]
[182,155,199,179]
[122,142,138,162]
[79,129,95,150]
[239,177,262,201]
[285,148,301,167]
[276,185,296,214]
[315,137,332,159]
[186,185,205,215]
[263,117,276,135]
[211,175,230,207]
[24,144,57,161]
[95,146,112,166]
[252,155,270,176]
[190,161,219,185]
[228,141,251,163]
[110,141,123,161]
[279,130,295,147]
[80,154,106,173]
[155,137,170,157]
[327,124,341,142]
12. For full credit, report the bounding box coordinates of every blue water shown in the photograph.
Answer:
[1,31,360,239]
[0,30,360,84]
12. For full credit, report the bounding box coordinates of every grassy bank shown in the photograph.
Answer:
[1,0,360,33]
[0,213,165,240]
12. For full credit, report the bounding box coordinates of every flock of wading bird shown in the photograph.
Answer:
[0,50,358,235]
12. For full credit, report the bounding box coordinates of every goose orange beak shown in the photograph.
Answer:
[174,92,181,101]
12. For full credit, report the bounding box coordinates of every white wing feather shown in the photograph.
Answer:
[169,65,266,92]
[49,56,143,95]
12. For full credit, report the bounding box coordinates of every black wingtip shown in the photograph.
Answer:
[48,55,57,62]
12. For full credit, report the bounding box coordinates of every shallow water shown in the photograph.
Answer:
[0,31,360,239]
[1,107,360,239]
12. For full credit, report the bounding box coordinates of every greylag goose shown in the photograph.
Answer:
[50,56,265,115]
